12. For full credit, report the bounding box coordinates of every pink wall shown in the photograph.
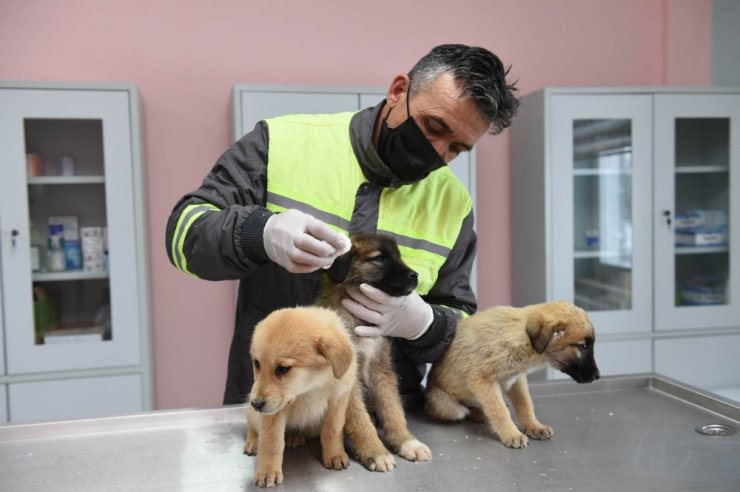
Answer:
[0,0,711,410]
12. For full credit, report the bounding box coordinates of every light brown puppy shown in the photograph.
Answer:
[244,306,356,488]
[425,301,600,449]
[317,232,433,472]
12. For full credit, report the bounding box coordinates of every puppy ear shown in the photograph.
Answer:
[316,335,354,379]
[325,250,354,284]
[526,312,556,354]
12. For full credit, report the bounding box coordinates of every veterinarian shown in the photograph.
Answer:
[165,44,520,405]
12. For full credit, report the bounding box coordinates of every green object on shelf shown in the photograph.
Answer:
[33,287,57,340]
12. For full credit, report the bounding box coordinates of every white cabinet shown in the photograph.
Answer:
[655,334,740,394]
[232,85,478,289]
[0,82,152,422]
[8,374,143,423]
[653,95,740,330]
[512,88,740,394]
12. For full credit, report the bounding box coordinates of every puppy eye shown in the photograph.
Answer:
[253,360,260,370]
[275,365,291,377]
[370,255,386,263]
[578,343,589,353]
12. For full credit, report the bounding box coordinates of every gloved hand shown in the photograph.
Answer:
[341,283,433,340]
[263,209,351,273]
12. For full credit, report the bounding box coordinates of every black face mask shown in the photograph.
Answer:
[377,94,446,182]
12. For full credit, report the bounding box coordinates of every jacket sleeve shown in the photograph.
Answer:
[165,121,275,280]
[398,210,478,362]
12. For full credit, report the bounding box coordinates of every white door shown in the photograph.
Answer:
[654,94,740,330]
[0,88,141,374]
[550,94,653,334]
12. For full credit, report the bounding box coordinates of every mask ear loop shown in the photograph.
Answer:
[384,79,412,126]
[405,82,412,119]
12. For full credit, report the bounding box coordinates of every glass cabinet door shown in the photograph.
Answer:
[550,95,653,334]
[654,94,740,330]
[0,88,142,374]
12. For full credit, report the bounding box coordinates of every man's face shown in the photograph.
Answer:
[386,72,489,164]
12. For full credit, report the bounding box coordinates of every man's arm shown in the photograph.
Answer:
[165,122,273,280]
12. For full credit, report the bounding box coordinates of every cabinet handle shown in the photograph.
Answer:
[662,210,672,227]
[11,229,19,247]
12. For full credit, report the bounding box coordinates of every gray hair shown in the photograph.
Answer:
[408,44,520,135]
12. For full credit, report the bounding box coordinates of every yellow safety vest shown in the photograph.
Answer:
[266,111,472,295]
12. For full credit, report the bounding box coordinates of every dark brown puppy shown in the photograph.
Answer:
[317,232,432,472]
[425,301,600,448]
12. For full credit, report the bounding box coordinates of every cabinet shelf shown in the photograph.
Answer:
[575,277,632,297]
[28,176,105,185]
[573,168,632,176]
[675,165,728,174]
[675,246,729,255]
[32,271,109,282]
[574,250,628,259]
[574,138,631,157]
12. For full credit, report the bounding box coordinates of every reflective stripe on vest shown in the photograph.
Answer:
[171,202,220,275]
[266,112,472,295]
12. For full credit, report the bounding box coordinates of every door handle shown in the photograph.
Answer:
[11,229,19,247]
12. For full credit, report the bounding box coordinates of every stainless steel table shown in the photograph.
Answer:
[1,375,739,491]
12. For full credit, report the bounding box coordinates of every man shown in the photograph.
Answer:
[166,44,520,405]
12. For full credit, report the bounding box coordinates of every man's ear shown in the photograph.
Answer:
[386,74,410,106]
[526,312,556,354]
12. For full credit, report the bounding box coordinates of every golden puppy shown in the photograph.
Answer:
[317,232,433,472]
[244,306,356,488]
[424,301,600,449]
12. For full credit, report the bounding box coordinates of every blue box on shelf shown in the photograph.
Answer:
[64,240,82,270]
[681,275,727,306]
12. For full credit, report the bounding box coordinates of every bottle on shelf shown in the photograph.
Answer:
[46,221,65,272]
[29,220,43,272]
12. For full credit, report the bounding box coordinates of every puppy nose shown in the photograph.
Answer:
[250,399,265,411]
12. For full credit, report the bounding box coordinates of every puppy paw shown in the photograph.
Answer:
[243,437,258,456]
[500,431,528,449]
[323,451,350,470]
[254,467,283,488]
[524,424,554,441]
[398,439,432,462]
[285,431,306,449]
[362,452,396,472]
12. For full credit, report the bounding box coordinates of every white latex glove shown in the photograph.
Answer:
[263,209,351,273]
[341,283,433,340]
